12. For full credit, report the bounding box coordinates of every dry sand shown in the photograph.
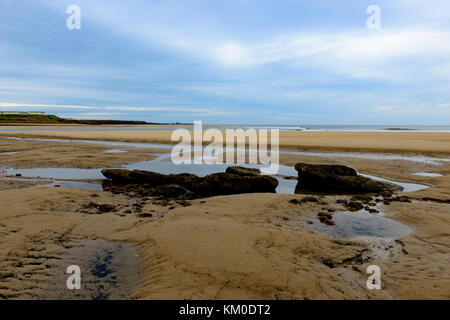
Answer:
[0,128,449,300]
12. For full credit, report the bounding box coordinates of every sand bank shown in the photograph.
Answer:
[1,128,450,155]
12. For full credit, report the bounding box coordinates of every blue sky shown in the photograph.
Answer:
[1,0,450,124]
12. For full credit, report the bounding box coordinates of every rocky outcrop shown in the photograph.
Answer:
[101,166,278,199]
[148,184,195,200]
[295,163,402,194]
[102,169,203,188]
[225,166,261,176]
[197,172,278,197]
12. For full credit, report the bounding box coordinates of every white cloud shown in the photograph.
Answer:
[64,112,122,119]
[41,1,450,81]
[104,106,216,113]
[373,103,450,115]
[0,102,97,109]
[207,28,450,82]
[0,102,225,115]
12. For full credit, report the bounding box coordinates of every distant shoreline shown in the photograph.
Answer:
[0,114,192,126]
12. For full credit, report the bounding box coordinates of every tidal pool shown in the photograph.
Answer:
[412,172,443,177]
[311,210,412,239]
[3,157,430,195]
[44,180,102,190]
[104,149,128,153]
[359,173,428,193]
[2,137,432,194]
[41,239,142,300]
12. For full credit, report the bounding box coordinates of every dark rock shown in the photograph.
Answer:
[98,204,116,213]
[289,199,299,204]
[318,211,334,225]
[177,200,191,207]
[101,169,140,183]
[132,170,203,189]
[322,259,335,268]
[86,202,98,208]
[300,196,319,203]
[148,184,195,200]
[318,212,332,219]
[296,163,358,176]
[350,196,372,204]
[347,201,364,212]
[393,196,412,203]
[380,191,393,198]
[294,163,401,194]
[102,168,278,199]
[197,173,278,197]
[225,166,261,176]
[15,173,21,177]
[102,169,202,190]
[137,212,153,218]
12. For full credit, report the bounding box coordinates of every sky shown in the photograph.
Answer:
[0,0,450,125]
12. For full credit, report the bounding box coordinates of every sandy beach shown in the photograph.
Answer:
[1,126,450,154]
[4,0,450,307]
[0,127,449,300]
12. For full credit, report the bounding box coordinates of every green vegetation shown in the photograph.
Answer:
[0,114,151,125]
[0,114,68,123]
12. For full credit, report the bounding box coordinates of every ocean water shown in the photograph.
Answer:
[1,124,450,132]
[239,125,450,132]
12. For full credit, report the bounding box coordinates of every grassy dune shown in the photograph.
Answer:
[0,114,151,125]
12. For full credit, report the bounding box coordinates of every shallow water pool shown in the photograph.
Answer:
[311,210,412,239]
[41,239,142,300]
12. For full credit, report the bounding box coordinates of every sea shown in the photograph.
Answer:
[0,124,450,133]
[238,125,450,132]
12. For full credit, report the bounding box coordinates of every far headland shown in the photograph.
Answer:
[0,111,189,125]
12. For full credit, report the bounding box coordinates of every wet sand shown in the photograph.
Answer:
[0,137,167,169]
[0,128,449,300]
[1,126,450,154]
